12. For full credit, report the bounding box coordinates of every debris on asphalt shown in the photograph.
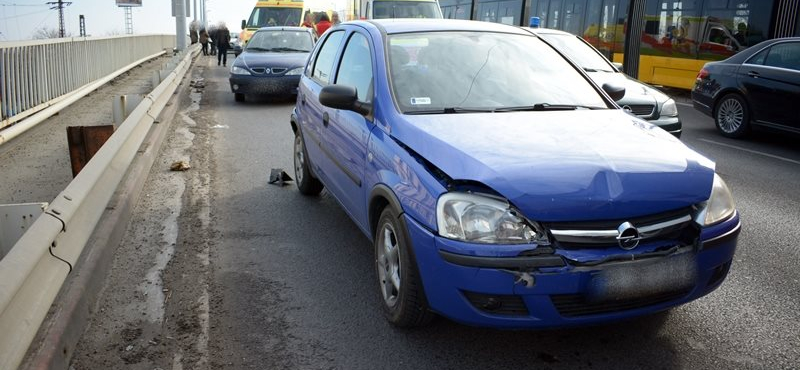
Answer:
[268,169,293,186]
[189,78,205,88]
[170,161,191,171]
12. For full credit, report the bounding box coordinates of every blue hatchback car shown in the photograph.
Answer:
[291,19,741,329]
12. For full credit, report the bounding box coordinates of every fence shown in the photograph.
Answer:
[0,35,175,129]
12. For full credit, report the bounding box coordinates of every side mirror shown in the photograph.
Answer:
[602,83,626,101]
[241,20,246,30]
[612,62,624,72]
[320,85,371,115]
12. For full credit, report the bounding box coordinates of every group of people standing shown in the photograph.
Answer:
[190,22,233,67]
[302,11,341,37]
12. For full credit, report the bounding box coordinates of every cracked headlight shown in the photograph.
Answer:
[436,192,549,245]
[660,98,678,117]
[284,67,304,76]
[230,65,250,75]
[695,174,736,226]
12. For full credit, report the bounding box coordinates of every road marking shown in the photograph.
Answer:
[676,101,693,107]
[699,138,800,165]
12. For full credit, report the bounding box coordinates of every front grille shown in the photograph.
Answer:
[551,289,691,317]
[545,207,696,249]
[626,104,656,117]
[463,291,528,316]
[251,67,267,74]
[271,67,287,74]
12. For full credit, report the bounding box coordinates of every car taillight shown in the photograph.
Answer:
[696,68,709,81]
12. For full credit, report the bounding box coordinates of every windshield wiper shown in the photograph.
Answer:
[269,47,308,52]
[496,103,604,112]
[405,107,501,115]
[246,47,271,52]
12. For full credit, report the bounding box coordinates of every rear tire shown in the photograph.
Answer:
[234,93,245,102]
[714,94,750,138]
[293,130,323,195]
[375,207,434,327]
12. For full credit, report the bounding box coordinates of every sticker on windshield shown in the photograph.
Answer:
[410,97,431,105]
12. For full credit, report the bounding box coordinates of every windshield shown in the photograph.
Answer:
[537,33,616,72]
[247,30,312,52]
[247,7,302,27]
[373,1,442,19]
[388,32,607,113]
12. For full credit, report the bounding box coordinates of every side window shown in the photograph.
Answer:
[311,31,345,85]
[763,42,800,71]
[335,32,374,103]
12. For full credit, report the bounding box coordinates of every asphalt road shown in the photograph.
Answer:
[71,57,800,369]
[203,71,800,368]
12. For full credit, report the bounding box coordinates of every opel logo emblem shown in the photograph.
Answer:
[616,221,641,250]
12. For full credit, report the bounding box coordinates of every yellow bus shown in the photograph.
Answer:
[240,0,305,45]
[531,0,799,90]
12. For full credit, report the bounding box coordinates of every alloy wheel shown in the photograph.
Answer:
[377,222,401,308]
[717,98,744,134]
[294,135,305,185]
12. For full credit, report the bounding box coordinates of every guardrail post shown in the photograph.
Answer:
[112,94,144,126]
[0,203,47,260]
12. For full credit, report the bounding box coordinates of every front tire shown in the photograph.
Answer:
[293,130,323,195]
[714,94,750,138]
[375,207,434,327]
[234,93,245,102]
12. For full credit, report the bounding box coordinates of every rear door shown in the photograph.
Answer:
[740,41,800,130]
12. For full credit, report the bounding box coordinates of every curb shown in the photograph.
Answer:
[19,50,200,370]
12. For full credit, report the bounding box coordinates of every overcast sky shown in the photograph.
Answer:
[0,0,255,41]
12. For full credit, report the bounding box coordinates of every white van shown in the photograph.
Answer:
[361,0,442,19]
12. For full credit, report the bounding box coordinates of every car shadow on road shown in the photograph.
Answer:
[210,178,686,370]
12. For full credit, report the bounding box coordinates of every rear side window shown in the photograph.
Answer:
[311,30,345,85]
[764,42,800,71]
[748,42,800,71]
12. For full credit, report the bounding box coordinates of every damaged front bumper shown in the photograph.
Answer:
[407,212,740,329]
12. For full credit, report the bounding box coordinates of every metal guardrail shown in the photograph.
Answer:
[0,35,175,130]
[0,44,199,370]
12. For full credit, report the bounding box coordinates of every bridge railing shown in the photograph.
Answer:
[0,35,175,129]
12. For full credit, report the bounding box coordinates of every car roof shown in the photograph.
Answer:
[256,26,311,32]
[523,26,574,37]
[723,37,800,64]
[351,19,533,36]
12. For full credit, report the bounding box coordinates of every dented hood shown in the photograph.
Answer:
[389,110,715,222]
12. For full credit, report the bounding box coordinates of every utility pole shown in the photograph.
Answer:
[79,14,86,37]
[46,0,72,37]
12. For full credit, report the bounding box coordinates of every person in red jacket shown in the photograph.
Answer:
[315,13,332,36]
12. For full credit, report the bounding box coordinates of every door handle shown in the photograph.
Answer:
[300,94,306,105]
[322,112,329,127]
[747,71,760,78]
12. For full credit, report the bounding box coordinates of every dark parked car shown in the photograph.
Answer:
[228,27,314,102]
[692,37,800,138]
[229,33,243,57]
[292,19,740,329]
[529,27,682,138]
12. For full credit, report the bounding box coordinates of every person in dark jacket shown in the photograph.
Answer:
[216,23,231,66]
[208,26,217,56]
[199,29,209,55]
